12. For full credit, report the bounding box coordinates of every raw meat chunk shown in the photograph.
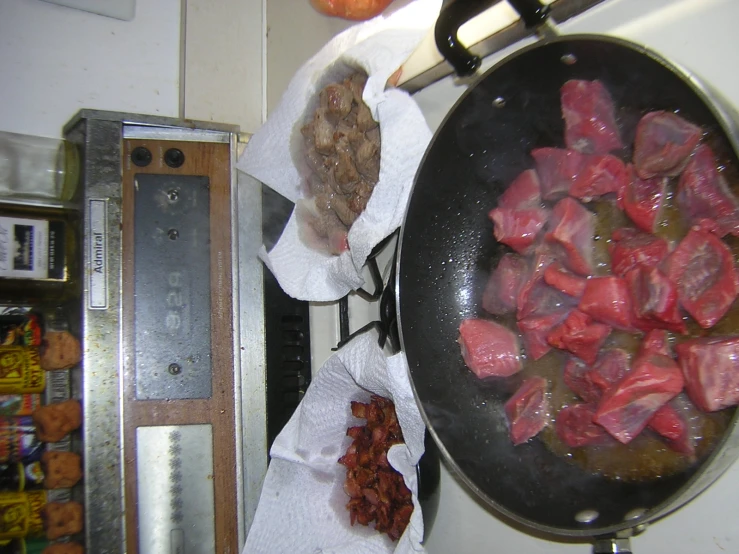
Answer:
[647,399,695,456]
[561,79,623,155]
[609,228,669,277]
[547,309,611,364]
[489,207,550,254]
[648,404,685,442]
[544,262,587,298]
[518,311,569,361]
[499,169,542,210]
[564,357,601,403]
[620,165,668,233]
[504,377,549,445]
[564,350,631,403]
[545,197,595,276]
[662,227,738,329]
[569,154,628,201]
[594,352,684,444]
[531,148,584,201]
[626,265,686,334]
[633,111,702,179]
[517,247,577,320]
[589,348,631,393]
[482,253,529,316]
[677,144,739,237]
[556,403,610,448]
[458,319,522,378]
[675,336,739,412]
[638,329,671,357]
[579,276,633,330]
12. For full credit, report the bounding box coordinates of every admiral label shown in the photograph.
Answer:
[88,199,108,309]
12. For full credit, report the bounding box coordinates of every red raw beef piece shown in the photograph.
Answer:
[647,399,695,456]
[619,165,668,233]
[638,329,671,357]
[489,207,550,254]
[545,197,595,276]
[609,227,669,277]
[482,253,529,316]
[626,265,686,334]
[662,227,738,329]
[518,311,569,361]
[594,352,684,444]
[564,349,631,402]
[675,336,739,412]
[458,319,522,379]
[556,403,611,448]
[543,262,587,298]
[579,276,633,330]
[633,111,703,179]
[564,357,601,403]
[504,377,550,445]
[499,169,542,210]
[561,79,623,155]
[547,309,611,364]
[517,248,577,320]
[531,148,584,201]
[677,144,739,237]
[589,348,631,392]
[569,154,628,202]
[648,404,684,441]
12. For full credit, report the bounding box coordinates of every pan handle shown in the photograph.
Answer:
[434,0,553,77]
[434,0,496,77]
[593,537,633,554]
[507,0,551,28]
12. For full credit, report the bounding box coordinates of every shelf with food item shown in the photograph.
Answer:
[0,304,84,552]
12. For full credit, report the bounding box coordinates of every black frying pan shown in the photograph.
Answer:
[397,0,739,543]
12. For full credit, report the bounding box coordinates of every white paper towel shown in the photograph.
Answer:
[244,331,427,554]
[236,0,440,301]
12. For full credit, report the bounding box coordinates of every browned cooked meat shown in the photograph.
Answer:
[297,71,381,254]
[356,102,377,132]
[334,121,365,148]
[322,83,354,118]
[313,108,336,155]
[356,138,380,182]
[345,73,367,105]
[334,137,360,192]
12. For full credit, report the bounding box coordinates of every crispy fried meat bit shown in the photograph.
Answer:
[338,395,413,541]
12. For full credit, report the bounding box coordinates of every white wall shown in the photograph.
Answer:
[0,0,181,139]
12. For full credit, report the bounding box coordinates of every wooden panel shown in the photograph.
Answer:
[120,138,237,554]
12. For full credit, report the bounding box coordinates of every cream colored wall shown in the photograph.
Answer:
[183,0,351,135]
[183,0,265,134]
[265,0,352,115]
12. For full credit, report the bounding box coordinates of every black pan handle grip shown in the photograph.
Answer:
[507,0,551,28]
[434,0,497,77]
[434,0,551,77]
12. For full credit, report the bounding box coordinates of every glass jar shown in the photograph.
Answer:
[0,132,79,202]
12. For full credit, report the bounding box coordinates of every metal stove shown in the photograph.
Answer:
[64,111,311,554]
